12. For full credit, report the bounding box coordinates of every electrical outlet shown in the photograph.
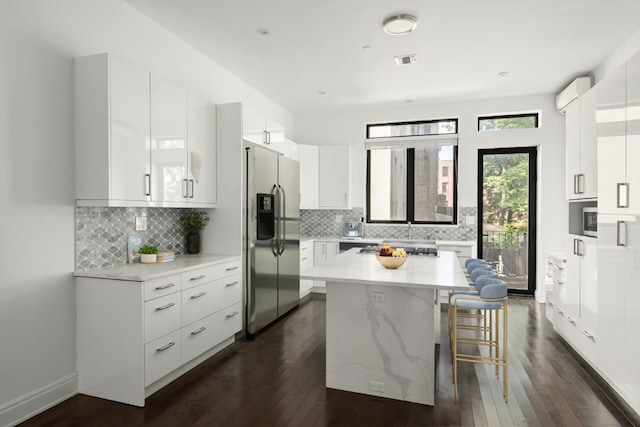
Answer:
[135,216,148,231]
[369,292,385,303]
[369,381,385,393]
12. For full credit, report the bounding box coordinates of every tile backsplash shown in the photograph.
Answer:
[301,206,477,242]
[77,205,477,271]
[76,207,185,271]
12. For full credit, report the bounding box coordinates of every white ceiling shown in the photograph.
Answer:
[125,0,640,114]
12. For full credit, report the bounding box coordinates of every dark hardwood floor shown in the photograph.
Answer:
[21,296,633,426]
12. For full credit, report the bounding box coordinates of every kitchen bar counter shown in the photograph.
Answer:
[74,254,239,282]
[301,248,469,406]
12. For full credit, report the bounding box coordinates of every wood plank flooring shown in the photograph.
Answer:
[21,296,634,426]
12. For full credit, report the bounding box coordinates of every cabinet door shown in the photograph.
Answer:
[326,242,340,261]
[318,145,350,208]
[626,52,640,214]
[109,56,150,202]
[242,106,265,144]
[580,88,598,199]
[265,117,285,145]
[597,63,627,214]
[597,215,631,399]
[565,100,581,199]
[187,94,217,205]
[564,235,582,319]
[298,145,319,208]
[150,76,188,203]
[314,241,327,264]
[579,237,597,329]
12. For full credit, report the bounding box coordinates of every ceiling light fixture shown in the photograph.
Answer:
[256,28,270,36]
[497,71,510,77]
[383,14,418,35]
[395,54,417,66]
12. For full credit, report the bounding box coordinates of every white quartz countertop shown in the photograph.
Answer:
[74,254,240,282]
[301,236,475,247]
[301,248,470,291]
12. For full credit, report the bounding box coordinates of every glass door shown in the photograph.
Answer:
[478,147,537,295]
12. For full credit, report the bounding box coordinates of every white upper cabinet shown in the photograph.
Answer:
[187,94,217,205]
[318,145,350,209]
[596,54,640,215]
[242,106,289,156]
[565,87,597,200]
[298,144,319,209]
[150,76,188,204]
[75,53,151,205]
[626,52,640,214]
[75,53,217,207]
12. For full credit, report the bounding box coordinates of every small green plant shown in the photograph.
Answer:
[138,244,158,255]
[182,209,209,235]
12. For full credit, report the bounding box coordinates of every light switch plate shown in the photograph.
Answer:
[135,216,148,231]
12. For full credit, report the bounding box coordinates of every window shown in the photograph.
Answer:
[366,119,458,224]
[478,113,539,131]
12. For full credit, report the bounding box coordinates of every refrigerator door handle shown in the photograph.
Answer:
[270,184,279,257]
[278,184,286,255]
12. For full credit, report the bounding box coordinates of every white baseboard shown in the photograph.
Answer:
[0,373,78,427]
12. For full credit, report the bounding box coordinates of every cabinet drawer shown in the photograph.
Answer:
[182,275,242,325]
[181,305,238,363]
[181,259,241,290]
[145,293,182,343]
[145,330,182,386]
[144,274,181,301]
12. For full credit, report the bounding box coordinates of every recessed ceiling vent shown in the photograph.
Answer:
[395,54,417,66]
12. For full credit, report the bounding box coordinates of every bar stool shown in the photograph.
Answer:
[450,278,508,403]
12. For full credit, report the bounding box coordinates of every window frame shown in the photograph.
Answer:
[365,144,458,225]
[366,118,458,139]
[477,113,539,131]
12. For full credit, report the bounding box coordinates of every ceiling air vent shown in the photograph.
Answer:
[395,54,417,66]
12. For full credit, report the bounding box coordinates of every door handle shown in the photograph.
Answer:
[271,184,279,257]
[278,184,286,255]
[617,221,627,246]
[617,183,629,208]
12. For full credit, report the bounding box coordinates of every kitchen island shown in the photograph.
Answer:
[300,248,469,406]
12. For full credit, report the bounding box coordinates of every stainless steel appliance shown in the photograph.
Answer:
[583,207,597,237]
[343,218,364,239]
[244,141,300,337]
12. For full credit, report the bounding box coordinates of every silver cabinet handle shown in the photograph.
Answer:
[155,302,175,311]
[617,221,627,247]
[263,130,269,144]
[145,174,151,196]
[190,327,206,335]
[155,283,175,290]
[581,330,595,340]
[617,183,629,208]
[344,193,348,204]
[267,131,271,144]
[301,256,308,261]
[226,310,239,318]
[189,179,195,198]
[577,174,584,194]
[183,178,189,198]
[573,175,578,195]
[190,292,206,299]
[156,342,175,352]
[225,266,239,271]
[225,281,238,287]
[566,315,576,324]
[190,274,206,281]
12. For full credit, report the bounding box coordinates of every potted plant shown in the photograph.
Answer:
[182,209,209,254]
[138,244,158,264]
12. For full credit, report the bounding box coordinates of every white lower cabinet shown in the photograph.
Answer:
[300,241,314,298]
[77,257,241,406]
[312,241,340,293]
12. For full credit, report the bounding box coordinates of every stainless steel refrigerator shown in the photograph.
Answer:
[244,141,300,337]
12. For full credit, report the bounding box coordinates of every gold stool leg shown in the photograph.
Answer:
[453,304,458,402]
[503,301,509,401]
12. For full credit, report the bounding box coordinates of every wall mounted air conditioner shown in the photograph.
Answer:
[556,77,591,113]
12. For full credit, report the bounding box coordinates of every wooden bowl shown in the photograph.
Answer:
[376,255,407,269]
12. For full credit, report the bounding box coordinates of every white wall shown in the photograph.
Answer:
[294,94,568,301]
[0,1,293,424]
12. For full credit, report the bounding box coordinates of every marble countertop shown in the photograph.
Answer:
[301,248,470,291]
[301,236,475,247]
[74,254,240,282]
